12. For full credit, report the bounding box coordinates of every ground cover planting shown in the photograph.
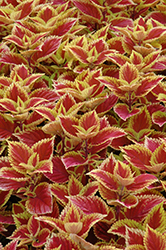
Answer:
[0,0,166,249]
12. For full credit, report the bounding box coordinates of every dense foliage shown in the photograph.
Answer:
[0,0,166,249]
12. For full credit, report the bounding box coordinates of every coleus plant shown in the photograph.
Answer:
[0,0,166,249]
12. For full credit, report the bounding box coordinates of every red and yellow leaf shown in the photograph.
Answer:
[44,157,69,184]
[124,194,166,222]
[152,111,166,127]
[8,141,33,174]
[26,182,52,214]
[127,174,158,191]
[51,183,68,206]
[32,137,54,161]
[32,228,50,247]
[119,62,139,85]
[143,203,166,233]
[68,195,108,215]
[144,225,166,250]
[114,103,140,121]
[72,0,103,21]
[31,36,62,63]
[68,175,83,196]
[27,215,40,237]
[88,169,119,191]
[122,144,152,171]
[62,152,88,169]
[109,219,143,237]
[45,233,81,250]
[126,227,144,246]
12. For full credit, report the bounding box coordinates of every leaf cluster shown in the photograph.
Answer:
[0,0,166,249]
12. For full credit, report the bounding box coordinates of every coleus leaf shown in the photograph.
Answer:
[8,138,54,174]
[143,202,166,233]
[51,18,77,36]
[38,203,81,234]
[0,77,12,88]
[79,181,98,197]
[144,136,161,153]
[67,175,83,196]
[0,52,28,66]
[95,93,118,116]
[122,144,152,171]
[9,225,31,243]
[108,218,144,237]
[114,103,140,121]
[26,182,53,214]
[31,36,62,63]
[51,183,69,206]
[123,194,166,222]
[0,212,14,225]
[59,115,79,139]
[114,161,134,186]
[135,76,163,97]
[0,99,17,113]
[27,215,40,237]
[30,88,59,103]
[38,202,104,238]
[108,194,138,209]
[144,225,166,250]
[69,234,99,250]
[90,126,126,145]
[107,53,130,67]
[66,46,88,64]
[152,111,166,127]
[125,227,144,246]
[150,143,166,169]
[10,64,44,88]
[127,107,151,133]
[0,177,26,191]
[119,62,139,85]
[15,128,52,147]
[44,233,81,250]
[32,137,54,161]
[68,195,109,215]
[14,0,34,20]
[30,5,56,27]
[0,190,12,208]
[0,115,14,140]
[79,110,100,137]
[5,81,28,101]
[0,239,18,250]
[60,110,101,140]
[44,157,69,184]
[62,151,88,169]
[32,228,50,247]
[13,211,30,228]
[126,174,158,191]
[72,0,103,21]
[99,153,116,174]
[93,219,115,242]
[88,169,119,191]
[4,25,47,50]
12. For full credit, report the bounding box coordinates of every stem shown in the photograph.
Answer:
[84,139,89,184]
[128,91,132,110]
[116,205,121,220]
[85,139,88,159]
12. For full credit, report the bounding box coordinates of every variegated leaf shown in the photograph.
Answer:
[44,157,69,184]
[143,202,166,233]
[45,233,81,250]
[68,195,108,215]
[26,182,52,214]
[144,225,166,250]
